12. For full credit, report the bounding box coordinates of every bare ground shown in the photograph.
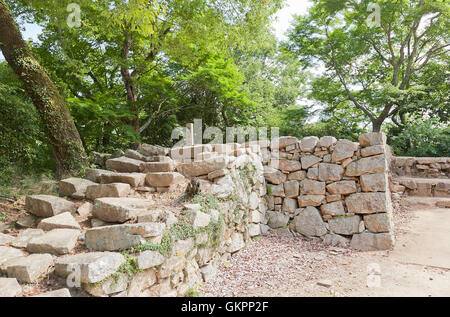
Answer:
[203,196,450,297]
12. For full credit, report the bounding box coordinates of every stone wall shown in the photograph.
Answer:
[261,133,395,251]
[391,157,450,179]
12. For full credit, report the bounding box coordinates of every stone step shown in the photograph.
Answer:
[394,177,450,197]
[26,229,81,255]
[145,172,185,187]
[26,195,77,218]
[92,197,153,223]
[402,196,450,210]
[106,156,144,173]
[85,168,146,187]
[85,223,165,251]
[1,254,53,283]
[86,183,131,200]
[59,178,97,199]
[37,212,81,231]
[0,277,22,297]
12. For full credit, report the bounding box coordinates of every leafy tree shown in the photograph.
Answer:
[0,0,87,178]
[285,0,449,132]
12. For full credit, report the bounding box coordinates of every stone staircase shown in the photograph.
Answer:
[0,142,267,297]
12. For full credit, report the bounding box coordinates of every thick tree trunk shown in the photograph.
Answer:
[0,1,87,179]
[372,119,383,132]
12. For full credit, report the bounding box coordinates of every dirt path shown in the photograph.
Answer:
[203,198,450,297]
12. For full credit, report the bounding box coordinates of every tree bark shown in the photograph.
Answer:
[0,1,87,179]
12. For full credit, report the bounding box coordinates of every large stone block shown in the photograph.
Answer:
[331,140,358,162]
[140,161,175,173]
[270,136,298,150]
[86,183,131,200]
[137,143,169,157]
[145,172,185,187]
[328,216,361,235]
[26,195,77,218]
[55,252,126,284]
[320,201,345,216]
[361,145,385,157]
[358,132,386,147]
[318,136,337,148]
[11,229,44,248]
[270,159,302,172]
[299,136,319,152]
[282,197,298,213]
[27,229,81,255]
[360,173,388,192]
[99,172,146,188]
[364,213,392,233]
[106,156,144,173]
[267,211,290,228]
[0,246,25,267]
[3,254,53,283]
[284,180,299,198]
[318,163,344,182]
[301,155,321,169]
[268,184,285,197]
[85,223,165,251]
[263,166,286,185]
[326,181,357,195]
[0,278,22,297]
[346,192,391,214]
[227,232,245,253]
[350,232,394,251]
[300,179,325,195]
[37,212,81,231]
[294,206,328,237]
[345,154,388,176]
[59,178,96,198]
[92,197,152,223]
[177,156,227,177]
[298,195,325,207]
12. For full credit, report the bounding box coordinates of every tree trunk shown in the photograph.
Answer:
[0,1,87,179]
[372,119,383,132]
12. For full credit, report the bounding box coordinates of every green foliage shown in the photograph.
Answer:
[388,119,450,157]
[132,230,174,258]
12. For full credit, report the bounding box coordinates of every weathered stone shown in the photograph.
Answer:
[0,233,14,246]
[200,264,218,282]
[86,183,131,200]
[326,194,342,203]
[288,170,307,181]
[55,252,126,283]
[361,145,385,157]
[145,172,185,187]
[346,192,391,214]
[106,156,144,173]
[299,136,319,152]
[0,278,22,297]
[307,167,319,180]
[301,155,321,169]
[124,149,149,162]
[37,212,81,231]
[294,206,328,237]
[173,238,195,257]
[322,233,350,247]
[284,180,299,198]
[298,195,325,207]
[320,201,345,216]
[227,232,245,253]
[99,172,146,188]
[32,288,71,297]
[360,173,388,192]
[350,232,394,251]
[326,181,357,195]
[92,197,152,223]
[0,246,25,267]
[26,195,77,218]
[364,213,392,233]
[267,211,289,228]
[3,254,53,283]
[138,143,169,157]
[177,156,227,177]
[85,223,165,251]
[140,161,175,173]
[186,209,211,229]
[331,140,358,162]
[268,184,285,197]
[270,159,302,172]
[27,229,80,255]
[77,202,93,218]
[270,136,298,150]
[345,155,388,177]
[12,229,45,248]
[358,132,386,147]
[328,215,361,235]
[85,168,111,182]
[208,169,228,180]
[282,198,298,213]
[91,218,113,228]
[170,145,213,160]
[263,166,286,185]
[16,214,38,228]
[127,269,157,297]
[59,178,96,198]
[300,179,325,195]
[318,136,337,148]
[248,223,261,237]
[318,163,344,182]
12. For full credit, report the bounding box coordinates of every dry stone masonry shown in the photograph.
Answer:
[0,132,400,297]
